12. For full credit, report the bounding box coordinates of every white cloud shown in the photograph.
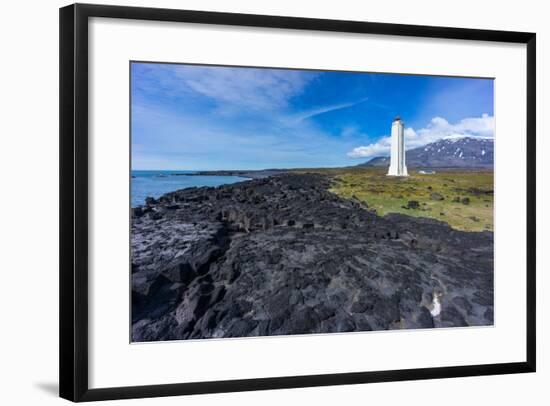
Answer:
[346,139,391,158]
[139,65,317,110]
[189,71,305,109]
[132,101,359,170]
[135,63,371,122]
[290,97,369,123]
[347,114,494,159]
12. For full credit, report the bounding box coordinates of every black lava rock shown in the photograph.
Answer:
[131,173,494,341]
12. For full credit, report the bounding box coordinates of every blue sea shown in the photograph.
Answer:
[131,170,248,207]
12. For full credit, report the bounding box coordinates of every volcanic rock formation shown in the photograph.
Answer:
[131,173,493,341]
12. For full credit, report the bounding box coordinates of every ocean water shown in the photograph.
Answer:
[131,170,248,207]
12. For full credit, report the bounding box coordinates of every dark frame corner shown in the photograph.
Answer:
[60,3,536,402]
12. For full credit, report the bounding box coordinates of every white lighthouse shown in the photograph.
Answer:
[387,116,408,177]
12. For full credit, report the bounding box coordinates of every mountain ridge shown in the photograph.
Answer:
[360,137,493,169]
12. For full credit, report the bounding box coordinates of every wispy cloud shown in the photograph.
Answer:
[132,101,358,170]
[132,63,368,169]
[347,114,494,158]
[291,97,369,123]
[133,63,317,112]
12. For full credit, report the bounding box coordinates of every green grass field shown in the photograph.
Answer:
[295,167,493,232]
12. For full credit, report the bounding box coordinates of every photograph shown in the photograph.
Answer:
[130,62,495,342]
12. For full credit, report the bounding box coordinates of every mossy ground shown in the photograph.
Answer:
[293,167,493,232]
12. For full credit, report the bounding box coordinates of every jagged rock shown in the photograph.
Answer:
[131,173,494,341]
[145,196,157,205]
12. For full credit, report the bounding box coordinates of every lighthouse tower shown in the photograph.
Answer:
[387,117,408,176]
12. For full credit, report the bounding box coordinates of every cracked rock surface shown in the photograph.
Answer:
[131,173,493,341]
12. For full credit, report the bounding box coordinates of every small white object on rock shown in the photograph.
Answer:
[430,292,442,317]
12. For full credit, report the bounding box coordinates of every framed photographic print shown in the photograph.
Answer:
[59,3,536,402]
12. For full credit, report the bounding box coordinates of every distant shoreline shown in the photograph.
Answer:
[138,166,493,178]
[172,169,287,179]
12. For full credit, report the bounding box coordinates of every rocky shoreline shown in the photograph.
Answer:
[131,173,494,342]
[174,169,286,179]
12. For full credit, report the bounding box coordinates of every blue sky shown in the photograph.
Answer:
[131,62,494,170]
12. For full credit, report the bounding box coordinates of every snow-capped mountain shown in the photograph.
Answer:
[361,137,493,169]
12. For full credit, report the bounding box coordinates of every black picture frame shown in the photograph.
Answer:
[59,3,536,402]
